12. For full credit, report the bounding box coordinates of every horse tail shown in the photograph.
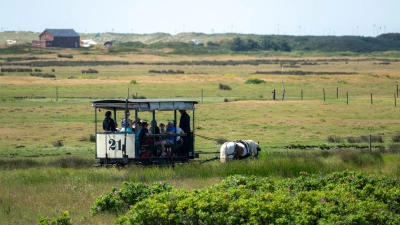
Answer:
[220,142,228,163]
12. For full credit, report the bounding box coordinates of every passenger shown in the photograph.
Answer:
[120,110,133,133]
[138,122,152,145]
[149,120,160,135]
[135,121,142,138]
[103,111,117,132]
[159,123,166,138]
[176,126,185,144]
[164,120,176,145]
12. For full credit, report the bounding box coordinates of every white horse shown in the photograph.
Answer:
[220,140,261,163]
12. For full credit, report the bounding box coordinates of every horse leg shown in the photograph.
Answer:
[220,143,227,163]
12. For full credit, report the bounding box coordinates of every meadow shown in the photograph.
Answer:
[1,44,400,224]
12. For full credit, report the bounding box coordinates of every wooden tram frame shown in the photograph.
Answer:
[92,99,199,166]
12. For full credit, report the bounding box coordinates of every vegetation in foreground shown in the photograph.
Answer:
[2,149,400,224]
[38,170,400,225]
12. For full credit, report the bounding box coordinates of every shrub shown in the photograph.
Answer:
[346,136,360,143]
[38,211,72,225]
[30,73,56,78]
[89,134,96,142]
[81,69,98,73]
[219,83,231,90]
[57,54,73,58]
[113,172,400,225]
[327,135,344,143]
[130,80,137,84]
[52,140,63,147]
[387,143,400,153]
[91,181,173,216]
[392,133,400,142]
[245,77,266,84]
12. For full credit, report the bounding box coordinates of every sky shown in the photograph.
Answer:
[0,0,398,37]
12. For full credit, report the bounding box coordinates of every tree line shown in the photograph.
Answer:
[230,37,291,52]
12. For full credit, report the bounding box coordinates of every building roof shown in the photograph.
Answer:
[92,99,198,111]
[41,29,80,37]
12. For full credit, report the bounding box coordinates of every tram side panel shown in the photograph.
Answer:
[96,133,136,159]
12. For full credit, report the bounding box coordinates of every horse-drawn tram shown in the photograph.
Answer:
[92,99,199,166]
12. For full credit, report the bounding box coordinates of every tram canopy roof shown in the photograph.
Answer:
[92,99,198,112]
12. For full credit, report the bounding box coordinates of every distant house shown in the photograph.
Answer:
[6,40,16,45]
[32,29,80,48]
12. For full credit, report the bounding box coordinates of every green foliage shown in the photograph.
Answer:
[57,54,73,59]
[30,73,56,78]
[347,135,384,143]
[91,181,173,216]
[89,134,96,142]
[110,171,400,224]
[130,80,137,84]
[245,77,266,84]
[327,135,344,143]
[38,211,72,225]
[231,36,291,52]
[392,133,400,142]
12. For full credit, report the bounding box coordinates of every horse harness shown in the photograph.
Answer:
[227,140,252,160]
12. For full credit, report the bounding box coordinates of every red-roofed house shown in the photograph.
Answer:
[32,29,80,48]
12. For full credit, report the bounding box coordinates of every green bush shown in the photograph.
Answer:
[245,77,266,84]
[57,54,73,58]
[91,181,173,216]
[112,172,400,225]
[218,83,231,90]
[52,140,63,147]
[392,133,400,142]
[130,80,137,84]
[89,134,96,142]
[38,211,72,225]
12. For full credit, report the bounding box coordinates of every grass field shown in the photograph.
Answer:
[1,45,400,224]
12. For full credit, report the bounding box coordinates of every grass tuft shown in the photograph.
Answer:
[218,83,231,90]
[53,140,64,147]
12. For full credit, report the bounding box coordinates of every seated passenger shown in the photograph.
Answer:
[120,110,133,133]
[103,111,117,132]
[149,120,160,136]
[164,120,176,145]
[138,122,152,145]
[176,126,185,144]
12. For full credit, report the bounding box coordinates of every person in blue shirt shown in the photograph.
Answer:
[164,120,176,145]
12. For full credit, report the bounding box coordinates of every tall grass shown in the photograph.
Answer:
[1,149,400,224]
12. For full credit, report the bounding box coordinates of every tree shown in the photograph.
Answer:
[246,38,260,50]
[231,37,247,51]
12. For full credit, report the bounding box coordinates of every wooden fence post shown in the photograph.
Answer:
[301,89,303,100]
[323,88,326,102]
[395,94,397,107]
[346,92,348,105]
[369,133,372,152]
[371,93,373,105]
[336,87,338,99]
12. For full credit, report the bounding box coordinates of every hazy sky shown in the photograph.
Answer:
[0,0,398,36]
